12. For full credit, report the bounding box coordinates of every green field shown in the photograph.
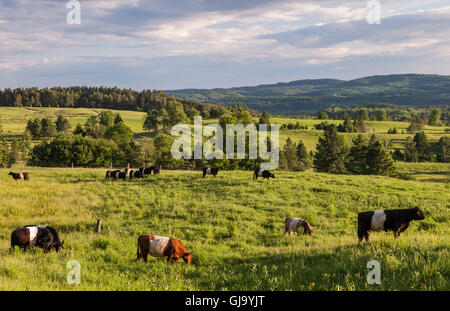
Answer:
[2,108,448,152]
[0,165,448,290]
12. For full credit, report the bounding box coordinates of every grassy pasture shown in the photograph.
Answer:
[0,166,448,290]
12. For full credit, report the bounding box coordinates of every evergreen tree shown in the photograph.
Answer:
[358,109,369,121]
[437,136,449,163]
[258,111,271,125]
[314,125,348,174]
[296,140,313,169]
[346,135,368,174]
[114,113,124,125]
[40,117,56,138]
[366,137,394,175]
[429,108,441,126]
[413,132,432,161]
[55,115,71,133]
[282,138,298,170]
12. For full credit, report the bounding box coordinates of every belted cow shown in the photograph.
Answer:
[129,169,143,180]
[8,172,29,181]
[11,225,64,253]
[137,235,192,264]
[203,167,219,178]
[139,167,153,177]
[284,218,314,236]
[105,170,120,181]
[357,206,425,242]
[253,169,275,180]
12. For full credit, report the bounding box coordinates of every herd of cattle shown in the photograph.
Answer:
[6,168,426,264]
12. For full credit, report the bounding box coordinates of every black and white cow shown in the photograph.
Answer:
[253,169,275,180]
[10,225,64,253]
[105,170,120,181]
[357,206,425,242]
[139,167,153,177]
[203,167,219,178]
[9,172,29,181]
[129,169,143,180]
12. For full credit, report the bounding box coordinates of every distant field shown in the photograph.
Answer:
[1,108,448,152]
[0,165,448,290]
[0,107,146,137]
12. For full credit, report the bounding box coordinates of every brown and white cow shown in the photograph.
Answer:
[137,235,192,264]
[9,172,29,181]
[10,225,64,253]
[284,218,314,236]
[357,206,425,242]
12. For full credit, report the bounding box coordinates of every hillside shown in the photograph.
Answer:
[166,74,450,114]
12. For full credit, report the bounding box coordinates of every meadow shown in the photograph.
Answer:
[0,165,448,290]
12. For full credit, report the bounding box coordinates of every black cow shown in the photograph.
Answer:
[129,169,143,180]
[203,167,219,178]
[358,206,425,242]
[105,170,120,181]
[9,172,29,181]
[253,169,275,180]
[11,225,64,253]
[153,165,161,175]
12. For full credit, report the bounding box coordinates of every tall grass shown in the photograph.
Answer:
[0,167,448,290]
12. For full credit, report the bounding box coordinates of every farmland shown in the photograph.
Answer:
[0,107,449,291]
[0,165,448,290]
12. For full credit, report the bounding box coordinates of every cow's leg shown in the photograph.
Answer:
[364,232,369,242]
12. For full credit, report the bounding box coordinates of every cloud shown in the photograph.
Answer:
[0,0,449,88]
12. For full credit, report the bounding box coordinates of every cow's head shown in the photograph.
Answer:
[54,240,65,252]
[8,172,13,175]
[412,206,425,220]
[182,251,192,264]
[270,173,275,178]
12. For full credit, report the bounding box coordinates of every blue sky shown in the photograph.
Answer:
[0,0,449,89]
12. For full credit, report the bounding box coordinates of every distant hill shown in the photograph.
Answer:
[166,74,450,115]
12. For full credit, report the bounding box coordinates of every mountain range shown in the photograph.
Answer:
[166,74,450,115]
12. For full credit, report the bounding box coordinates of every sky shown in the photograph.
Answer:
[0,0,449,90]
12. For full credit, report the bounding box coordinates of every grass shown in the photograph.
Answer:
[0,166,448,290]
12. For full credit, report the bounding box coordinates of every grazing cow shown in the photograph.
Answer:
[137,235,192,264]
[357,206,425,242]
[152,165,161,175]
[105,170,120,181]
[284,218,314,236]
[139,167,153,176]
[8,172,29,181]
[10,226,64,253]
[129,169,143,180]
[203,167,219,178]
[253,169,275,180]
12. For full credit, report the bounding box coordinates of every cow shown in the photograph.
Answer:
[284,218,314,236]
[357,206,425,242]
[253,169,275,180]
[152,165,161,175]
[137,235,192,264]
[203,167,219,178]
[10,225,64,253]
[129,169,143,180]
[8,172,29,181]
[105,170,120,181]
[139,167,154,177]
